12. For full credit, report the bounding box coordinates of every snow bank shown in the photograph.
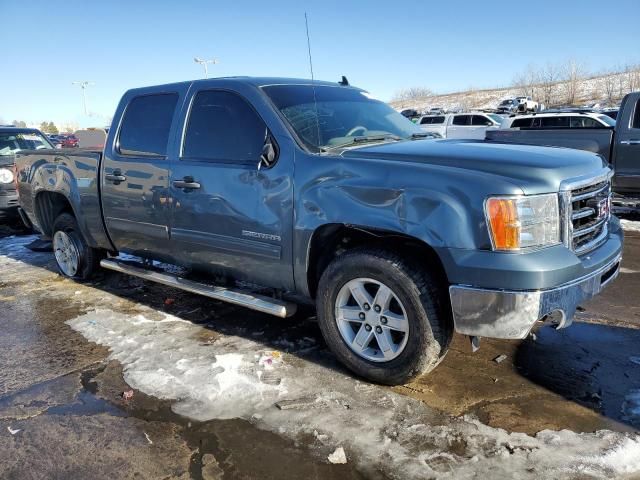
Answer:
[621,219,640,233]
[67,309,640,479]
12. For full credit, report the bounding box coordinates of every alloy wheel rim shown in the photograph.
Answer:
[53,231,79,277]
[335,277,410,362]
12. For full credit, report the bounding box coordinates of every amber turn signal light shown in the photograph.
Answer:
[486,198,521,250]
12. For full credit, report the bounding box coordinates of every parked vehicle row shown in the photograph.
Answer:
[487,91,640,211]
[15,77,623,385]
[46,133,79,148]
[418,112,503,139]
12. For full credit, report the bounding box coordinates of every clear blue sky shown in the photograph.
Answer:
[1,0,639,127]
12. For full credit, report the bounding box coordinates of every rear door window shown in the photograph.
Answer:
[570,116,600,128]
[420,117,432,125]
[182,90,267,163]
[541,116,570,128]
[118,93,178,156]
[472,115,492,126]
[510,118,533,128]
[452,115,470,126]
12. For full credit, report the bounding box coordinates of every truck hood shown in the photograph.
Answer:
[341,139,606,194]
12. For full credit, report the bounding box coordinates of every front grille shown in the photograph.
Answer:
[566,178,611,255]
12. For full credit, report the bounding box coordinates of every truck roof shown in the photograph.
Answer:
[0,127,44,135]
[125,76,363,95]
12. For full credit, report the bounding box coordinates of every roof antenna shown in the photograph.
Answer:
[339,76,349,86]
[305,12,322,152]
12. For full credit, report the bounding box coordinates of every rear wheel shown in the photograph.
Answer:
[52,213,103,280]
[316,248,452,385]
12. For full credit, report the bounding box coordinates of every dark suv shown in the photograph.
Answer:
[0,127,52,219]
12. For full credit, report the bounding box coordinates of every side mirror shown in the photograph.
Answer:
[258,136,277,170]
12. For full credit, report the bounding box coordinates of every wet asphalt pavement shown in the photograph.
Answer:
[1,219,639,479]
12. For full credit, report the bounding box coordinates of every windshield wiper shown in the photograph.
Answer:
[323,134,402,152]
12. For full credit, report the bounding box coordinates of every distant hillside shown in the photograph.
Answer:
[391,69,639,113]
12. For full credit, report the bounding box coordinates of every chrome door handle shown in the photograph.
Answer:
[173,176,201,190]
[105,169,127,183]
[620,140,640,145]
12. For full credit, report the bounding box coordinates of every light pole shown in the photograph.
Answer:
[194,57,218,78]
[72,81,95,115]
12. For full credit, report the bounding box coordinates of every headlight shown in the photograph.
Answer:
[485,193,560,251]
[0,168,14,184]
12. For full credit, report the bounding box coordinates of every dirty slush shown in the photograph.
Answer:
[1,226,640,479]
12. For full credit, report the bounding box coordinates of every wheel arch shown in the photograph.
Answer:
[305,223,449,300]
[34,190,77,238]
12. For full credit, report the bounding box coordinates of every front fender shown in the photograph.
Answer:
[292,152,524,296]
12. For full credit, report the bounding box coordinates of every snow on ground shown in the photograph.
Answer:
[621,219,640,233]
[67,309,640,480]
[390,71,633,113]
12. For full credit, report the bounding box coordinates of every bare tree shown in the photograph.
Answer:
[537,62,561,107]
[603,71,617,104]
[391,87,434,104]
[625,63,640,93]
[562,59,586,105]
[513,64,538,99]
[617,69,626,98]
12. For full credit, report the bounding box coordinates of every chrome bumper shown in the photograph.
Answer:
[449,253,622,339]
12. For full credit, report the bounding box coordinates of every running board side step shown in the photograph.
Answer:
[100,259,297,318]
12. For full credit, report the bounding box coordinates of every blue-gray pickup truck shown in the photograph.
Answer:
[15,77,623,384]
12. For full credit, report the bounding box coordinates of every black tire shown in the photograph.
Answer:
[52,213,103,280]
[316,247,452,385]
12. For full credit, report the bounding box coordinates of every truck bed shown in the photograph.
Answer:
[15,148,112,249]
[486,128,614,161]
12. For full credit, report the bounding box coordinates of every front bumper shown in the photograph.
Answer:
[0,192,19,216]
[449,250,622,340]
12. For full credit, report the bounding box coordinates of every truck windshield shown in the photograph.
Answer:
[0,132,53,156]
[262,84,423,152]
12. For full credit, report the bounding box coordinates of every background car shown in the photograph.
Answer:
[600,108,619,120]
[60,133,79,148]
[418,112,502,139]
[0,127,53,220]
[399,109,421,122]
[496,98,519,114]
[501,111,616,129]
[47,134,64,148]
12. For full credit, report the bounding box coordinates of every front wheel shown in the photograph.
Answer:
[316,248,452,385]
[52,213,103,280]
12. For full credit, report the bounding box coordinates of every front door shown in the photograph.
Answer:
[613,95,640,196]
[169,88,294,290]
[102,91,181,260]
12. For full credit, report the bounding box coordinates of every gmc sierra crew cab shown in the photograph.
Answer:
[487,91,640,212]
[15,77,623,385]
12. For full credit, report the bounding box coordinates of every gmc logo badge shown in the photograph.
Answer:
[597,197,610,219]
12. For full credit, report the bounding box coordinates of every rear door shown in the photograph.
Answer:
[613,94,640,195]
[101,89,184,260]
[169,87,294,289]
[446,115,472,139]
